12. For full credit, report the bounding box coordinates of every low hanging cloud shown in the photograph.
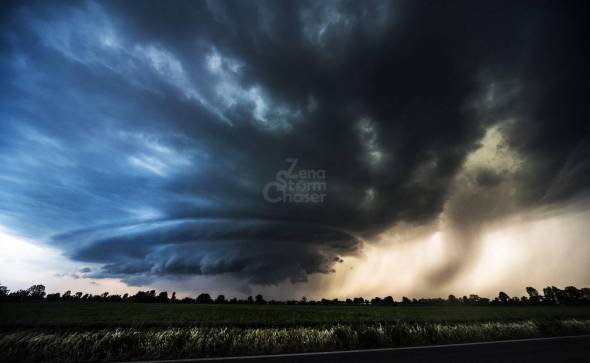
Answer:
[0,0,589,289]
[54,219,358,284]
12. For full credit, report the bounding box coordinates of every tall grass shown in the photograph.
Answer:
[2,319,589,362]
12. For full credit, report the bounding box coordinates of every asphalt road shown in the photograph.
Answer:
[127,335,590,363]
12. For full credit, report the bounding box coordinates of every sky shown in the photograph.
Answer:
[0,0,589,299]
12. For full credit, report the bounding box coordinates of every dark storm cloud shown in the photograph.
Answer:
[1,0,588,287]
[54,219,356,284]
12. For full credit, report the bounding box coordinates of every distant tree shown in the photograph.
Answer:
[526,287,540,303]
[27,285,46,300]
[46,293,61,301]
[564,286,581,304]
[353,297,365,305]
[2,281,590,306]
[468,294,481,304]
[196,293,213,304]
[10,289,29,302]
[498,291,510,304]
[0,284,8,299]
[543,286,558,304]
[371,297,382,305]
[109,294,122,302]
[383,296,394,305]
[157,291,169,303]
[132,290,154,303]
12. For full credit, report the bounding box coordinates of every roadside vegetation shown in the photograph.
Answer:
[2,319,590,362]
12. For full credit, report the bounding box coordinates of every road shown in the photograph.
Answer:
[126,335,590,363]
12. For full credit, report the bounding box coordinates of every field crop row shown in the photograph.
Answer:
[2,319,590,362]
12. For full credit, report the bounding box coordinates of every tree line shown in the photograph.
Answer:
[1,283,589,305]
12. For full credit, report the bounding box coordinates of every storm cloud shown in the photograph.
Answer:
[1,0,588,289]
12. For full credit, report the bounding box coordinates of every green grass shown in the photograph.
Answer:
[2,303,590,328]
[2,303,590,362]
[2,319,590,362]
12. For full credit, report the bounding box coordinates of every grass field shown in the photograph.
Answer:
[2,303,590,362]
[3,302,590,328]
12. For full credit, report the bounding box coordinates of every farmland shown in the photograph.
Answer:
[1,303,590,362]
[2,302,590,328]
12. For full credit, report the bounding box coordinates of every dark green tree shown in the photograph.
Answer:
[526,287,540,303]
[383,296,394,305]
[543,286,558,304]
[0,284,8,298]
[157,291,169,303]
[27,284,46,300]
[498,291,510,304]
[196,293,213,304]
